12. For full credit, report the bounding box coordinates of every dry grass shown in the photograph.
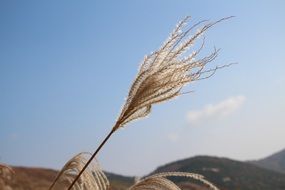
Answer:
[0,163,14,178]
[49,153,109,190]
[0,16,234,189]
[0,163,14,189]
[65,16,233,189]
[129,172,219,190]
[114,16,233,130]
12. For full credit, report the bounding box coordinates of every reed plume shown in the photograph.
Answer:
[114,16,233,130]
[129,172,219,190]
[66,16,233,189]
[49,153,109,190]
[0,163,14,188]
[0,163,14,180]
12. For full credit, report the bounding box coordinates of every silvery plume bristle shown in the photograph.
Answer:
[114,16,234,130]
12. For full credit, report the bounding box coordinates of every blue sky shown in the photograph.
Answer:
[0,1,284,176]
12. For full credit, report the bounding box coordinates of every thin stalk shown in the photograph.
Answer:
[49,169,61,189]
[67,127,116,190]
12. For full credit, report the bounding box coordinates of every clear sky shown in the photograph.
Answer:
[0,0,284,176]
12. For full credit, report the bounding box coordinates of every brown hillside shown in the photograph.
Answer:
[0,166,134,190]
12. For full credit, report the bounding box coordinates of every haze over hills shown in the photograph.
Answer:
[249,148,285,174]
[1,149,285,190]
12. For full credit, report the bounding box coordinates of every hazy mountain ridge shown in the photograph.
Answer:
[151,155,285,190]
[249,148,285,174]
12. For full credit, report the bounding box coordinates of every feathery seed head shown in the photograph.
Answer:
[49,152,110,190]
[129,172,219,190]
[114,16,233,130]
[0,163,14,181]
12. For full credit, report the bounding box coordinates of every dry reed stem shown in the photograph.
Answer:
[66,16,233,189]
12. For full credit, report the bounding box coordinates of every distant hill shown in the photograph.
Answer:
[105,172,134,190]
[151,156,285,190]
[249,148,285,174]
